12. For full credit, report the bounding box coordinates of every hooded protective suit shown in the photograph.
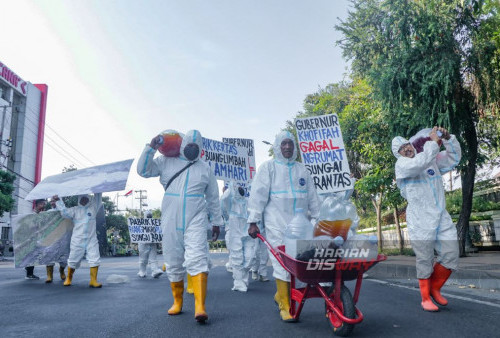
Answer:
[56,194,102,269]
[250,224,269,280]
[221,181,254,292]
[137,130,223,282]
[392,134,461,279]
[247,131,320,281]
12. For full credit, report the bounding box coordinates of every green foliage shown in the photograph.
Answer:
[446,189,500,214]
[0,170,15,217]
[152,208,161,218]
[209,240,226,251]
[125,208,141,218]
[102,196,116,215]
[105,214,130,243]
[357,212,378,229]
[381,247,415,256]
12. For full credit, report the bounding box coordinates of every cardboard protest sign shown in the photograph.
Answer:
[222,137,256,180]
[295,114,353,193]
[201,138,250,183]
[12,211,73,268]
[128,218,163,243]
[25,159,134,200]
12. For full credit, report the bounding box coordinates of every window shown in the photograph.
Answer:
[1,226,10,240]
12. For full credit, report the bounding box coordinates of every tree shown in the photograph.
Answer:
[152,208,161,218]
[0,170,15,217]
[337,0,500,256]
[384,182,406,254]
[102,196,117,215]
[105,214,130,243]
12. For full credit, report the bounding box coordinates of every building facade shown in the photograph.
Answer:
[0,61,47,256]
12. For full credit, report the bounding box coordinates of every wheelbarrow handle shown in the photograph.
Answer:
[256,234,291,274]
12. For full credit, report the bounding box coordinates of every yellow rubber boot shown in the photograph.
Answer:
[45,266,54,283]
[64,267,75,286]
[168,281,184,315]
[162,263,166,272]
[59,266,66,281]
[275,279,295,322]
[186,274,194,294]
[192,273,208,322]
[89,266,102,288]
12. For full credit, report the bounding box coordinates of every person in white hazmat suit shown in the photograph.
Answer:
[137,130,223,323]
[248,131,320,321]
[392,126,461,312]
[52,193,103,288]
[250,224,269,282]
[137,210,163,278]
[220,185,233,273]
[220,181,255,292]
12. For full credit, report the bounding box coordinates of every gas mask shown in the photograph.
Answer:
[238,187,245,197]
[184,143,200,161]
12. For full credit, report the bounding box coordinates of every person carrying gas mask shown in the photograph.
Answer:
[137,129,223,323]
[392,126,461,312]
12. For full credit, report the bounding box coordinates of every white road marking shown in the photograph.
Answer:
[367,278,500,309]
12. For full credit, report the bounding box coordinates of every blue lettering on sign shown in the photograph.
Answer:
[202,138,237,155]
[299,178,306,186]
[427,169,435,176]
[297,127,340,141]
[302,149,345,164]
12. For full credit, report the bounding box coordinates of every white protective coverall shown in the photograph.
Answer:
[221,181,255,292]
[392,134,461,278]
[138,243,162,278]
[247,131,320,281]
[221,192,233,272]
[56,194,102,269]
[137,130,223,282]
[250,224,269,281]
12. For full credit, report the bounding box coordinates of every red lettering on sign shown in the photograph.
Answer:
[299,140,340,153]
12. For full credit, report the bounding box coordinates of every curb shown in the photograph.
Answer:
[367,262,500,291]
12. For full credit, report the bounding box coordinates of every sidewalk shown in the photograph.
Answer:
[367,251,500,291]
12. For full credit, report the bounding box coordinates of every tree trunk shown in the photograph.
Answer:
[456,114,478,257]
[394,206,404,254]
[372,193,384,251]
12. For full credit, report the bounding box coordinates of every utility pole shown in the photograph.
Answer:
[135,190,147,217]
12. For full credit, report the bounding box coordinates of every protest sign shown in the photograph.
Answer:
[222,137,256,180]
[295,114,353,193]
[201,137,250,183]
[128,218,163,243]
[25,159,134,200]
[12,211,73,268]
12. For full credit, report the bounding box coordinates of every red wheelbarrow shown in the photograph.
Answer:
[257,234,386,337]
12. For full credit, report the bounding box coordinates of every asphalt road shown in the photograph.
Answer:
[1,253,499,338]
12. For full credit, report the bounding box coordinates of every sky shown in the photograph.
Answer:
[1,0,351,210]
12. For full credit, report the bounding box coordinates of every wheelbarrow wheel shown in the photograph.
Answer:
[325,285,355,337]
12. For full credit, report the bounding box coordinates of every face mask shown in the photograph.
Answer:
[184,143,200,161]
[238,187,245,197]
